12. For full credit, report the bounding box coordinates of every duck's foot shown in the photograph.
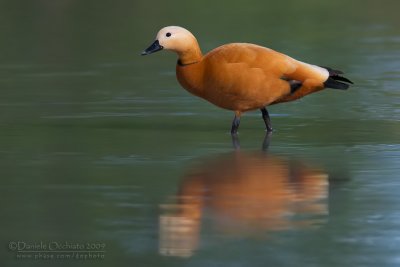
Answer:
[231,134,240,150]
[262,131,273,151]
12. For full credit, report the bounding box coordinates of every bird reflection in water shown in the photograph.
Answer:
[159,134,329,257]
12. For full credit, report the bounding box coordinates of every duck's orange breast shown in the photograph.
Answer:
[176,61,205,99]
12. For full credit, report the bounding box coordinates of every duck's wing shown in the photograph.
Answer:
[202,44,297,107]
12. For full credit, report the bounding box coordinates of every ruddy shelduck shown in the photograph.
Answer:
[142,26,353,134]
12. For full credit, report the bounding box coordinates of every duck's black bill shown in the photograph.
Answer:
[141,40,163,55]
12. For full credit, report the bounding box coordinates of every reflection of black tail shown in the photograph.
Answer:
[322,66,353,90]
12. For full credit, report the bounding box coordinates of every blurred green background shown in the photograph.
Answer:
[0,0,400,266]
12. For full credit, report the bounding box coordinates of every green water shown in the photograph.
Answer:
[1,1,400,266]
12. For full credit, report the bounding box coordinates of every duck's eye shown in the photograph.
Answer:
[166,32,172,37]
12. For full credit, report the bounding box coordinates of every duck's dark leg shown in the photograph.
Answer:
[230,111,241,135]
[260,107,273,132]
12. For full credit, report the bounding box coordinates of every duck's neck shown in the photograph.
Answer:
[176,50,204,98]
[177,44,203,65]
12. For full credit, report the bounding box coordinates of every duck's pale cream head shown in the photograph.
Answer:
[141,26,202,64]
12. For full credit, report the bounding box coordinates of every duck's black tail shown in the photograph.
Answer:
[322,66,353,90]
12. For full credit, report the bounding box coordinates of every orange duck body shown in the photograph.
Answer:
[142,26,353,134]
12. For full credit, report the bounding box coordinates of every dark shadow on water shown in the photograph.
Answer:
[159,134,330,257]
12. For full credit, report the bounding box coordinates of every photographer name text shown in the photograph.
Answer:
[8,241,106,260]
